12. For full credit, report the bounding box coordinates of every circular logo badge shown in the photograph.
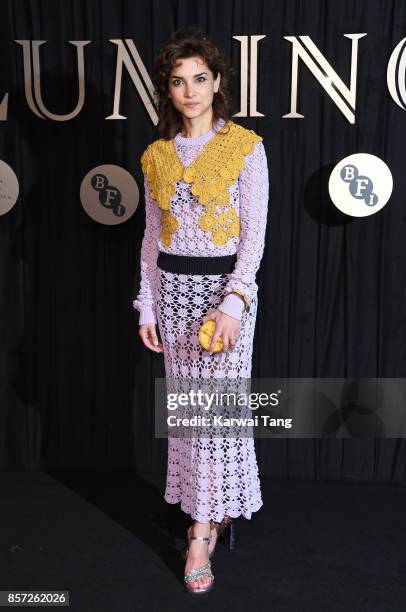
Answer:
[80,164,140,224]
[0,160,19,215]
[329,153,393,217]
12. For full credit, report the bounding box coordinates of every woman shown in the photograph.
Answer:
[133,29,269,593]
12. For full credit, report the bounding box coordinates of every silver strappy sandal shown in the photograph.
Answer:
[183,525,214,594]
[181,515,235,560]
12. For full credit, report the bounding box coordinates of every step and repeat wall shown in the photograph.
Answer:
[0,0,405,480]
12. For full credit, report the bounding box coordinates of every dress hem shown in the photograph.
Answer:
[163,493,264,523]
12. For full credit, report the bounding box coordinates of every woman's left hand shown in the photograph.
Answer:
[201,309,241,354]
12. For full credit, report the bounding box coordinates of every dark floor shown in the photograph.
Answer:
[1,470,405,611]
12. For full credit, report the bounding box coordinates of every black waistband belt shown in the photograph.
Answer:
[157,252,237,275]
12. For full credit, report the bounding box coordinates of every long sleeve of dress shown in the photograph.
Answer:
[217,141,269,320]
[132,174,161,325]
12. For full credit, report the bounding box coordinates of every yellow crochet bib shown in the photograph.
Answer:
[140,120,262,247]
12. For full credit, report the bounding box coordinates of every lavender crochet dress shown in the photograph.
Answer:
[133,118,269,522]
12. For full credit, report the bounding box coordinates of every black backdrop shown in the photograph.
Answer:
[1,0,406,483]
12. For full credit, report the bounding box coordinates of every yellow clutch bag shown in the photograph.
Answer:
[198,320,223,353]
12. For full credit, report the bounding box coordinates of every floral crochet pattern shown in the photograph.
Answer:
[157,270,262,522]
[133,117,269,324]
[133,117,269,521]
[140,119,263,247]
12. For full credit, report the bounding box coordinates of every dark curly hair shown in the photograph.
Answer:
[153,27,234,140]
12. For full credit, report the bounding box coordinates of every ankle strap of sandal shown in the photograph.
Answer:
[189,535,211,542]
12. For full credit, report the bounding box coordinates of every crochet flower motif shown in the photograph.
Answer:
[140,120,262,247]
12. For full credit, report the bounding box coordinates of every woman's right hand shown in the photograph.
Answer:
[138,323,164,353]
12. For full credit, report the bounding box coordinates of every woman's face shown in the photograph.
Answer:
[168,56,220,120]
